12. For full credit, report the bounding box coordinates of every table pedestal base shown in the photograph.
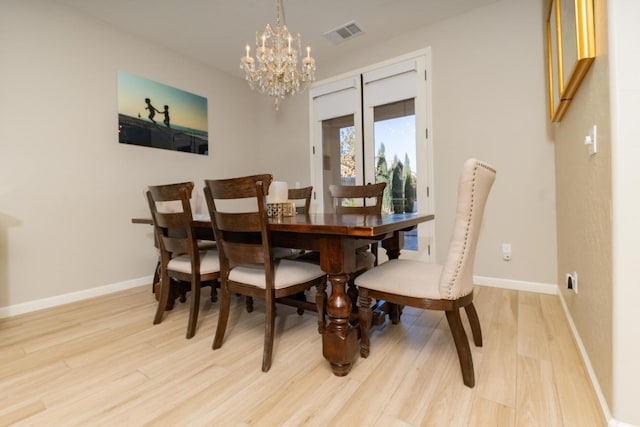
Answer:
[323,273,358,376]
[322,327,358,376]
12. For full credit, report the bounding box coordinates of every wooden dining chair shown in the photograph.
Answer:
[288,186,313,214]
[329,181,386,263]
[328,182,387,309]
[271,185,316,315]
[203,174,327,372]
[151,239,217,306]
[272,186,312,255]
[244,185,314,314]
[355,159,496,387]
[329,182,386,216]
[147,182,221,339]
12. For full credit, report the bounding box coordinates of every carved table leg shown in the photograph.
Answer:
[322,273,358,376]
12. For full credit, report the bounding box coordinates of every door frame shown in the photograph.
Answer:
[307,48,434,259]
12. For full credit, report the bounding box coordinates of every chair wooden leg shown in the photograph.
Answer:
[295,292,306,315]
[152,261,161,300]
[166,279,179,311]
[213,283,230,350]
[315,280,327,334]
[211,280,218,303]
[179,282,187,303]
[246,296,254,313]
[186,278,200,339]
[153,272,171,325]
[389,303,403,324]
[358,290,372,358]
[262,299,275,372]
[464,302,483,347]
[445,309,475,388]
[371,243,378,266]
[347,280,358,314]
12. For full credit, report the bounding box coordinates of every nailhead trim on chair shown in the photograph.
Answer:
[444,160,495,300]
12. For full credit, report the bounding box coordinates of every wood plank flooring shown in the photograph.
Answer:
[0,284,606,426]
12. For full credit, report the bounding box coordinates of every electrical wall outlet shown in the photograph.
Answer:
[565,272,578,294]
[502,243,511,261]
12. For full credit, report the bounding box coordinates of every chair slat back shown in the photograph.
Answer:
[288,186,312,215]
[329,182,386,215]
[439,159,496,299]
[146,182,198,268]
[204,174,274,272]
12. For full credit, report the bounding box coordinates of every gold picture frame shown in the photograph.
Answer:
[546,0,595,122]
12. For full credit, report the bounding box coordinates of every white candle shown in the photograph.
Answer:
[245,44,251,59]
[267,181,288,204]
[306,45,311,59]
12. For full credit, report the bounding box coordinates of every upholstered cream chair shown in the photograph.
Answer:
[355,159,496,387]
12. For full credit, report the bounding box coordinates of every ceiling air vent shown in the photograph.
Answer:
[323,21,364,44]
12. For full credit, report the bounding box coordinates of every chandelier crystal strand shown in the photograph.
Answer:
[240,0,315,110]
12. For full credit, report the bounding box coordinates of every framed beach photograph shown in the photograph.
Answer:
[117,71,209,155]
[545,0,595,122]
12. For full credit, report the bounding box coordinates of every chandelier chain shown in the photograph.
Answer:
[276,0,283,27]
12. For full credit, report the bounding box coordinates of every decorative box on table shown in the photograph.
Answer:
[266,181,295,217]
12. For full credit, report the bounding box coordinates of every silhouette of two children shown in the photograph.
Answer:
[145,98,170,128]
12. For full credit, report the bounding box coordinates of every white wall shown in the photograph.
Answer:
[0,0,558,302]
[261,0,558,286]
[256,94,315,187]
[0,0,261,310]
[553,0,614,412]
[609,0,640,424]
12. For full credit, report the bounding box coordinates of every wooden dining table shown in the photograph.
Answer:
[133,212,434,376]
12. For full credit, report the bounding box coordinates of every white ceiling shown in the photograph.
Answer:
[54,0,497,78]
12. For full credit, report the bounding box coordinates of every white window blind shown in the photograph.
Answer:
[311,77,359,121]
[363,60,418,107]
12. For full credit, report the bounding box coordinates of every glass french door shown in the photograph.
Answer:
[310,76,363,213]
[370,99,417,215]
[310,51,433,257]
[320,114,357,212]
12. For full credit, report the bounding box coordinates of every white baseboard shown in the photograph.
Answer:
[473,275,622,425]
[0,276,152,319]
[474,275,558,294]
[0,275,554,319]
[557,291,618,427]
[610,420,638,427]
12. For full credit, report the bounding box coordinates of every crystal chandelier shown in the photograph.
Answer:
[240,0,316,110]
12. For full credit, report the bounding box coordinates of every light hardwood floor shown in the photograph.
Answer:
[0,284,605,426]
